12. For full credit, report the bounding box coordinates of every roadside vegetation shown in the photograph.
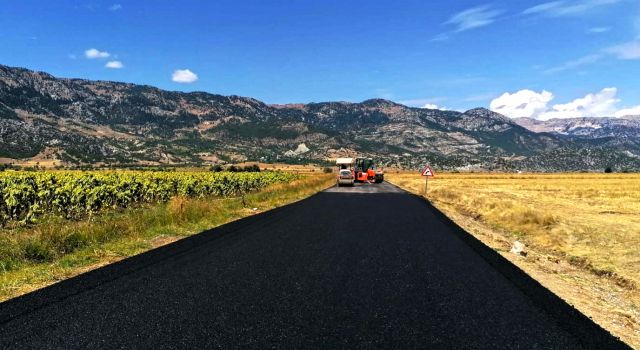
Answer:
[0,170,334,301]
[0,170,298,226]
[387,172,640,348]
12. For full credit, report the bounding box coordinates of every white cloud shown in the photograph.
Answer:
[172,69,198,83]
[490,90,554,119]
[105,60,124,69]
[430,33,450,42]
[588,26,611,33]
[523,0,621,17]
[543,40,639,74]
[85,48,110,59]
[490,87,632,120]
[607,41,640,59]
[539,87,619,119]
[446,5,504,32]
[615,106,640,118]
[422,103,448,111]
[109,4,122,11]
[522,1,564,15]
[397,97,447,108]
[544,53,603,73]
[615,106,640,117]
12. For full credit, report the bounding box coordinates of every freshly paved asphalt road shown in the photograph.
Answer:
[0,182,630,349]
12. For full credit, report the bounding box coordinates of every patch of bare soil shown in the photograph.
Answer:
[0,147,67,167]
[148,235,181,248]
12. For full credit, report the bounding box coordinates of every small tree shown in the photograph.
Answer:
[604,166,613,173]
[243,164,260,172]
[210,164,224,172]
[323,167,333,174]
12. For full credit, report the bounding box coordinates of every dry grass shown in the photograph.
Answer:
[247,162,327,174]
[387,172,640,348]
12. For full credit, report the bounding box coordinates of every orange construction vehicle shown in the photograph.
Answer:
[354,157,384,183]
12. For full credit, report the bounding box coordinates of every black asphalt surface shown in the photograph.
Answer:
[0,182,630,349]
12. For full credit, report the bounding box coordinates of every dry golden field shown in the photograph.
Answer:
[387,172,640,348]
[238,162,328,174]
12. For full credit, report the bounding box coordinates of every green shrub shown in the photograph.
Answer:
[243,164,261,172]
[22,239,54,263]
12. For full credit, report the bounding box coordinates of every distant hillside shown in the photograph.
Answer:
[1,64,639,171]
[515,117,640,163]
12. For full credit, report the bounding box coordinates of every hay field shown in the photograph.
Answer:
[387,172,640,347]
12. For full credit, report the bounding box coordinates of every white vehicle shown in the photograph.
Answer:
[335,158,355,187]
[337,169,355,186]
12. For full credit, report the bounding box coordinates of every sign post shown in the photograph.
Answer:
[421,164,435,196]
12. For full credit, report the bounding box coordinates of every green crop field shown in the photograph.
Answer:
[0,170,332,301]
[0,170,298,225]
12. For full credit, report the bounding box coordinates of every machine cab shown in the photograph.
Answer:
[355,157,384,183]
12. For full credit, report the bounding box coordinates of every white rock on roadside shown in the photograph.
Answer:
[510,240,527,257]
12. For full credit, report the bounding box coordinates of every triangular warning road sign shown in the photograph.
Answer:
[421,165,434,177]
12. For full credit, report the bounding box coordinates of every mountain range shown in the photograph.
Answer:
[1,64,639,171]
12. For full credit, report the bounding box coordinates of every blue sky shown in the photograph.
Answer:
[1,0,639,119]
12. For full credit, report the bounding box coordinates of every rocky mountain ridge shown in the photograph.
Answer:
[1,64,639,171]
[515,117,640,160]
[516,116,640,137]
